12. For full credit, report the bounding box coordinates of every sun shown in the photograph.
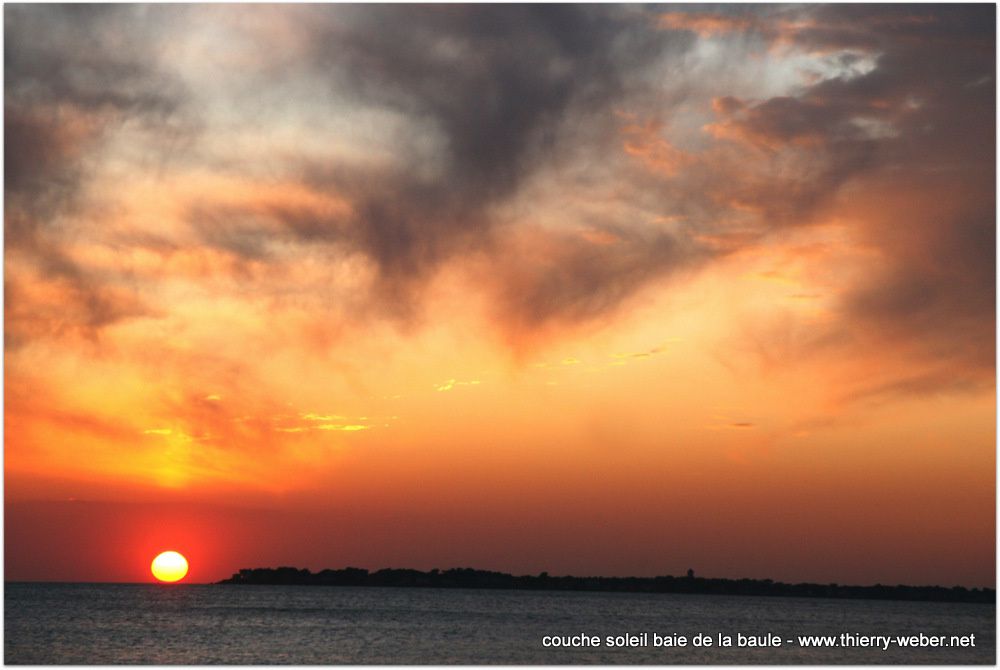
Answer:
[151,550,189,582]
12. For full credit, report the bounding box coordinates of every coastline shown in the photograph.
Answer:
[217,566,996,604]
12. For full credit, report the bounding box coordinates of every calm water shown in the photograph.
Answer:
[5,582,995,664]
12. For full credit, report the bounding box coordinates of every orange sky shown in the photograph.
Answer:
[5,4,995,586]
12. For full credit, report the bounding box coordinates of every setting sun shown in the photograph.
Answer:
[151,551,189,583]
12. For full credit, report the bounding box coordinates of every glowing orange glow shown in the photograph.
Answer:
[151,551,189,582]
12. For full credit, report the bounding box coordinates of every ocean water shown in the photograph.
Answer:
[4,582,994,664]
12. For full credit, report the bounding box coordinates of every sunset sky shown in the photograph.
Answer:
[5,4,995,587]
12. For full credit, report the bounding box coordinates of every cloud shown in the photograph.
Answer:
[657,11,756,38]
[490,224,710,338]
[650,4,994,398]
[180,5,694,322]
[5,5,193,347]
[5,4,993,400]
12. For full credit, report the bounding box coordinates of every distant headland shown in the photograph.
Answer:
[218,567,994,604]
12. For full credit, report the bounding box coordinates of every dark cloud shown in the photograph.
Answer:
[6,4,994,397]
[643,4,994,399]
[4,107,88,208]
[818,7,994,389]
[324,5,670,196]
[186,5,699,321]
[5,5,191,346]
[5,5,185,207]
[494,225,708,338]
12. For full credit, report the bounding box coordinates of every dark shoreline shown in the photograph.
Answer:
[218,567,995,604]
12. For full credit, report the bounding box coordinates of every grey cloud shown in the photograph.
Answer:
[5,4,191,346]
[7,4,994,390]
[708,3,994,393]
[497,226,707,334]
[186,5,702,323]
[316,4,689,301]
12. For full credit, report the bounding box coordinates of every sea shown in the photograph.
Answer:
[4,582,995,664]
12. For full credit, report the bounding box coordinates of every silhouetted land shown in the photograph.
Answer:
[218,567,994,604]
